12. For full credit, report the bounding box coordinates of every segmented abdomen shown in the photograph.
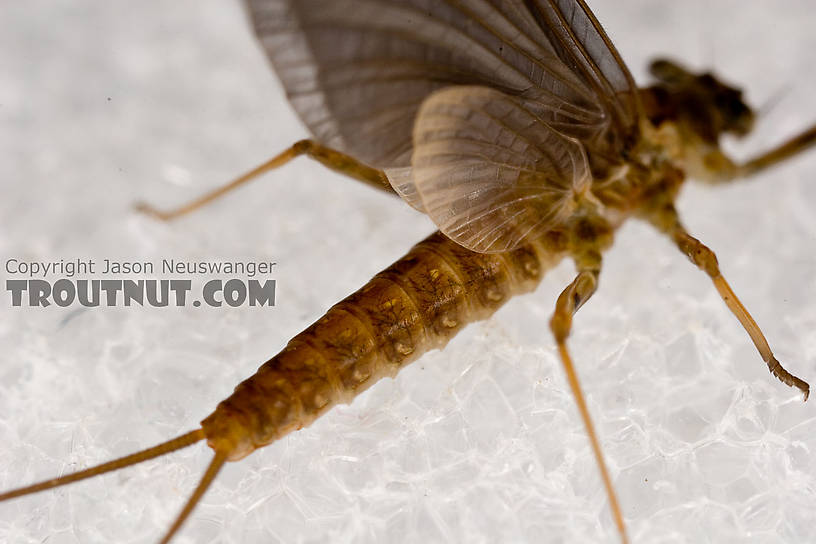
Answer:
[202,231,566,459]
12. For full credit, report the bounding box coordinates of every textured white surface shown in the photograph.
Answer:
[1,1,815,543]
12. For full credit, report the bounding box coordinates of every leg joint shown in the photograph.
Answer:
[550,269,599,344]
[292,139,315,155]
[675,233,720,277]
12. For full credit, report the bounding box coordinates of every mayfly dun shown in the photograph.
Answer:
[2,1,815,543]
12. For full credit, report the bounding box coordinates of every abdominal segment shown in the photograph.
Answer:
[202,231,565,459]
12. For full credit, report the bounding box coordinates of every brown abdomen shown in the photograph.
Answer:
[202,231,565,460]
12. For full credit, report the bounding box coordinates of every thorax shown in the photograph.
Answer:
[586,119,688,230]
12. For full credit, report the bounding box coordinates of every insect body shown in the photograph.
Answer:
[2,1,815,543]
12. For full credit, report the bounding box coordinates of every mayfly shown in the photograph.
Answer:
[2,1,815,543]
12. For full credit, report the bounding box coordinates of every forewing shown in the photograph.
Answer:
[245,0,640,168]
[525,0,641,149]
[407,86,591,253]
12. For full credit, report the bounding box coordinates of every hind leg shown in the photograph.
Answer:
[136,139,394,221]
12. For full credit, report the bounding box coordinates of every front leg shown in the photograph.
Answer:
[700,124,816,183]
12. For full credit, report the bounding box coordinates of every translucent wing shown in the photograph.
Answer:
[408,86,590,253]
[528,0,641,148]
[245,0,641,168]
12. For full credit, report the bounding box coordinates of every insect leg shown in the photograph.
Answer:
[737,123,816,177]
[702,124,816,182]
[648,204,810,400]
[136,139,394,221]
[549,253,628,544]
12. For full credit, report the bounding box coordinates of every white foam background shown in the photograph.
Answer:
[1,1,815,543]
